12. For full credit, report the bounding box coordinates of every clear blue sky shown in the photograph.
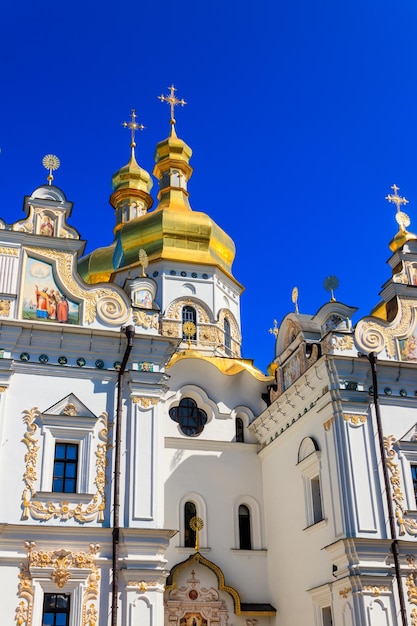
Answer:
[1,0,417,371]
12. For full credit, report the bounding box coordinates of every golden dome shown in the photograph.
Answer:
[78,122,237,284]
[389,228,417,252]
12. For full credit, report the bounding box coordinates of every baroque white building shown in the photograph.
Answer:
[2,97,417,626]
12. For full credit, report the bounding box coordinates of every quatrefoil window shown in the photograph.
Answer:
[169,397,207,436]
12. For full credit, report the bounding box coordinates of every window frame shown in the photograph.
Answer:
[298,449,325,529]
[178,493,208,549]
[182,305,197,340]
[238,504,252,550]
[233,496,263,550]
[39,416,95,495]
[52,442,79,494]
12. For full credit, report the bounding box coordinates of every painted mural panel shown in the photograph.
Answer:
[399,333,417,362]
[22,257,79,324]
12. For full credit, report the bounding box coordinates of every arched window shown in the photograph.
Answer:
[235,417,244,442]
[238,504,252,549]
[182,306,197,340]
[224,317,232,354]
[184,501,197,548]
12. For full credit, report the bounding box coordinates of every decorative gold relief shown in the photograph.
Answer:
[21,408,109,523]
[384,435,417,535]
[363,585,390,596]
[343,413,367,426]
[406,556,417,626]
[15,543,100,626]
[127,580,162,592]
[133,396,159,409]
[332,335,354,351]
[133,310,158,330]
[323,417,334,431]
[15,560,34,626]
[339,587,351,599]
[62,403,77,416]
[25,248,129,326]
[0,386,7,392]
[161,320,181,337]
[0,299,11,316]
[0,246,19,256]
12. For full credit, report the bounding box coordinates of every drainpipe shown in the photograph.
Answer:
[111,325,135,626]
[368,352,408,626]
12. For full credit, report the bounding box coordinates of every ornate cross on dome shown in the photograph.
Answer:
[158,84,187,124]
[122,109,145,148]
[385,184,410,232]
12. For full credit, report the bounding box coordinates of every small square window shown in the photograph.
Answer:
[53,443,78,493]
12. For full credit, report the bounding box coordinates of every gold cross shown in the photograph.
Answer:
[158,84,187,124]
[385,184,410,231]
[268,319,279,337]
[122,109,145,147]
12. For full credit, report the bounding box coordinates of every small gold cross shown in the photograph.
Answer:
[158,84,187,124]
[122,109,145,147]
[268,319,279,337]
[386,184,410,232]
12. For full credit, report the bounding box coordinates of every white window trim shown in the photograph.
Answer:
[178,492,208,548]
[298,450,325,528]
[308,583,333,626]
[233,495,263,550]
[32,576,85,626]
[39,413,97,495]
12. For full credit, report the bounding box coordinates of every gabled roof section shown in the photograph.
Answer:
[43,393,96,418]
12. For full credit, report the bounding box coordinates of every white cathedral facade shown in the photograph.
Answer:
[2,99,417,626]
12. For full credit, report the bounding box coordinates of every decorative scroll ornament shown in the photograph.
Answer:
[21,408,109,523]
[384,435,417,535]
[355,299,416,358]
[25,248,129,325]
[133,310,158,330]
[15,542,100,626]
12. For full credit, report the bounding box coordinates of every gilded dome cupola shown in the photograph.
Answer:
[78,90,237,285]
[110,109,153,231]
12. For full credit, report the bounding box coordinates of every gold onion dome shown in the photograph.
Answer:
[78,97,236,285]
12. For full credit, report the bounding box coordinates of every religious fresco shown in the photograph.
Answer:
[22,257,79,324]
[180,614,207,626]
[399,333,417,362]
[134,288,152,309]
